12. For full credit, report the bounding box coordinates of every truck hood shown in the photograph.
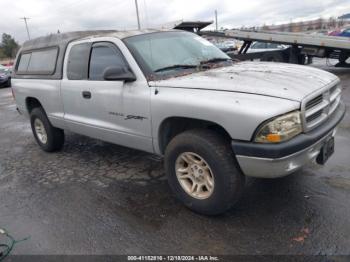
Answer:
[151,61,339,102]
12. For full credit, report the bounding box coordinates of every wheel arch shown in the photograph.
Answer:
[157,116,232,154]
[25,97,44,114]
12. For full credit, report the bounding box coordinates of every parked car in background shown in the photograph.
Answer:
[0,66,12,88]
[329,28,350,37]
[214,40,237,52]
[247,41,288,53]
[339,28,350,37]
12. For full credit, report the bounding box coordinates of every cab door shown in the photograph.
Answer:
[61,39,153,153]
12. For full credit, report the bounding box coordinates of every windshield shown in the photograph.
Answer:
[124,31,231,78]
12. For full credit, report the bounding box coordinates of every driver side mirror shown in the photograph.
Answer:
[103,65,136,82]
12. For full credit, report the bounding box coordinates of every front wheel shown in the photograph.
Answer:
[164,129,245,215]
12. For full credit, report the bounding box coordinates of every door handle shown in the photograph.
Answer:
[82,91,91,99]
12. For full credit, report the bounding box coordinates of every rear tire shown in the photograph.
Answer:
[164,129,245,215]
[30,107,64,152]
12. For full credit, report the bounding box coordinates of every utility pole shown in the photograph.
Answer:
[20,17,31,40]
[215,10,218,31]
[134,0,141,30]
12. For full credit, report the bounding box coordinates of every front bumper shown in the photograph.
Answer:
[232,102,346,178]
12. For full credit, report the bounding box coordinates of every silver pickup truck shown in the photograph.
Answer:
[12,30,346,215]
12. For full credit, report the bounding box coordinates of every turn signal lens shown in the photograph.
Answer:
[266,133,281,142]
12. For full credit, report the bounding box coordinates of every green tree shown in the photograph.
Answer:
[0,33,19,58]
[0,48,5,59]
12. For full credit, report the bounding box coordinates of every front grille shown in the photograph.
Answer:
[305,95,323,110]
[302,83,341,131]
[306,110,323,123]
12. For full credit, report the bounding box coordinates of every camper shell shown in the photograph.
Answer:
[13,29,170,80]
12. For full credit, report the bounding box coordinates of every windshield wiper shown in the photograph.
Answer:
[199,58,232,65]
[154,64,197,72]
[154,59,231,73]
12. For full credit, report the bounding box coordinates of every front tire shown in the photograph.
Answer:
[30,107,65,152]
[164,129,245,215]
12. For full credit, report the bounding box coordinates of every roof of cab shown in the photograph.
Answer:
[21,29,175,51]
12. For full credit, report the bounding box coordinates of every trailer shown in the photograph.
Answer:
[200,30,350,67]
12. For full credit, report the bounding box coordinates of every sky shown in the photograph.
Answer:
[1,0,350,43]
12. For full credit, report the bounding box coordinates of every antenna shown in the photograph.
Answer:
[20,17,31,40]
[134,0,141,30]
[215,10,218,31]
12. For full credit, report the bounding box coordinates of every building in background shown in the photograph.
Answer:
[243,13,350,33]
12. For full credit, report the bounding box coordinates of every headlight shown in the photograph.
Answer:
[254,111,302,143]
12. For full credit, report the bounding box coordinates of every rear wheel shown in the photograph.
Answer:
[164,129,245,215]
[30,107,64,152]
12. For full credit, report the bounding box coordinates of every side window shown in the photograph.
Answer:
[89,43,127,81]
[17,53,31,72]
[67,43,91,80]
[28,49,57,73]
[252,42,266,49]
[17,48,58,74]
[266,43,279,49]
